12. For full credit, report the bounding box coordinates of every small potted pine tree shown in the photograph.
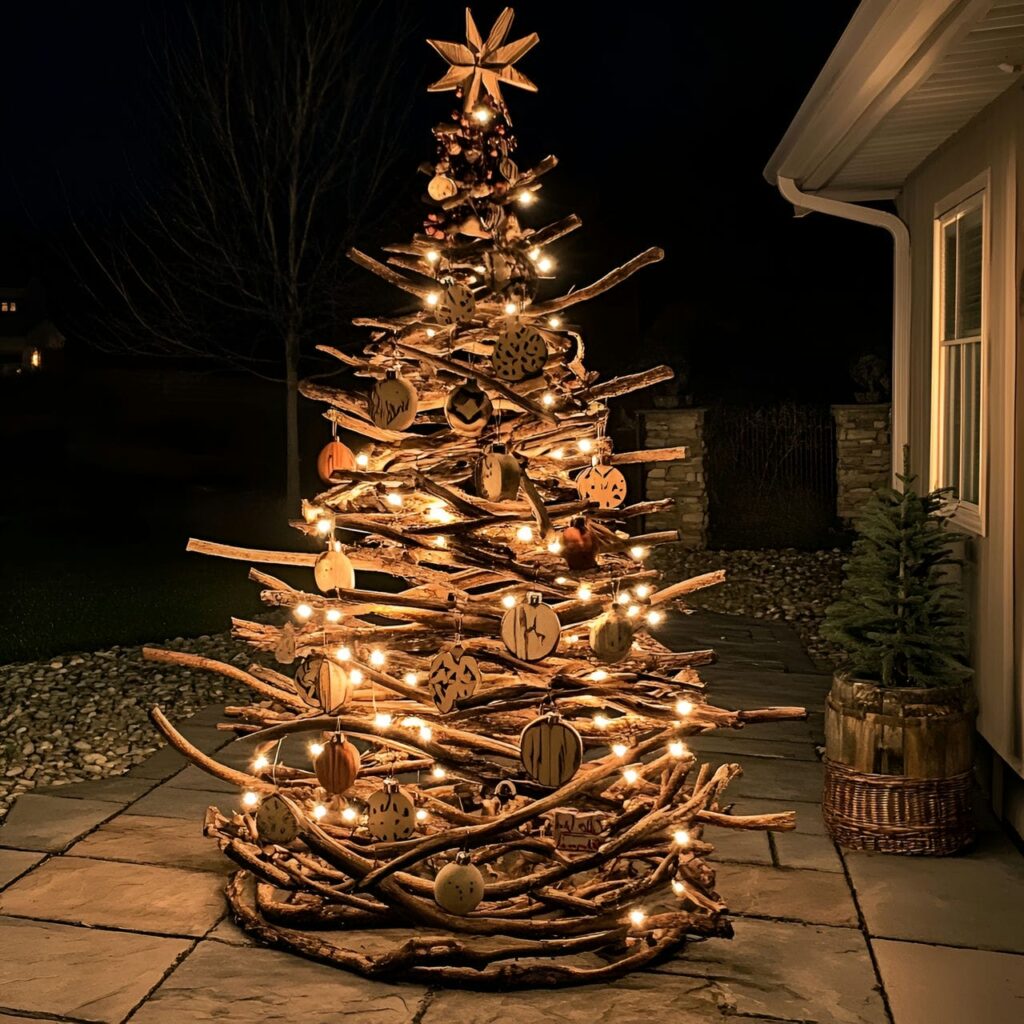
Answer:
[821,449,975,854]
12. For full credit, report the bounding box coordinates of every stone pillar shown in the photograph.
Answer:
[639,408,708,549]
[832,403,891,522]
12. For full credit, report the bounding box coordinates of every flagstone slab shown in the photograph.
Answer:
[873,938,1024,1024]
[699,752,824,803]
[706,825,773,866]
[772,829,844,872]
[691,732,820,761]
[1,855,224,937]
[0,915,189,1023]
[166,765,240,793]
[127,744,189,780]
[129,784,234,820]
[714,862,859,927]
[32,776,156,805]
[658,916,888,1024]
[130,939,426,1023]
[0,849,44,889]
[731,795,827,834]
[67,813,228,873]
[845,829,1024,953]
[0,794,117,852]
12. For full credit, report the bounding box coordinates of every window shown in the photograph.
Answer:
[933,184,986,531]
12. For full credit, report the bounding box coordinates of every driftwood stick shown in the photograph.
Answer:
[530,247,664,315]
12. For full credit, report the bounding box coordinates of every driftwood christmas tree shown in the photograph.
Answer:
[144,8,806,987]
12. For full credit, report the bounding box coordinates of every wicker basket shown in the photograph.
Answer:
[823,673,975,855]
[822,757,974,855]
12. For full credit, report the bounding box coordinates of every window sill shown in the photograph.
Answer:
[948,501,985,537]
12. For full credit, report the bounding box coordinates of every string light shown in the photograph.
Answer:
[551,447,564,459]
[426,291,439,306]
[646,609,664,626]
[528,247,541,261]
[676,698,694,716]
[672,879,686,896]
[471,106,492,123]
[312,803,327,820]
[252,755,269,771]
[356,452,370,468]
[673,829,691,847]
[542,391,555,407]
[629,545,648,559]
[416,808,429,821]
[623,767,639,784]
[403,672,419,687]
[548,316,562,328]
[402,717,425,728]
[426,328,436,338]
[349,669,364,685]
[577,584,592,600]
[501,593,518,609]
[434,536,448,548]
[547,539,563,554]
[589,669,608,682]
[555,576,569,585]
[612,742,628,757]
[242,791,259,809]
[304,505,321,522]
[425,249,440,264]
[432,766,447,780]
[578,438,593,454]
[369,649,386,667]
[341,806,358,823]
[326,609,341,623]
[668,740,686,758]
[295,604,312,620]
[594,714,610,728]
[516,190,536,206]
[374,712,393,729]
[616,590,632,605]
[628,908,647,927]
[428,503,455,524]
[386,492,403,507]
[626,604,640,618]
[516,525,534,542]
[419,725,433,742]
[309,742,324,757]
[634,584,652,598]
[537,256,553,273]
[337,645,352,661]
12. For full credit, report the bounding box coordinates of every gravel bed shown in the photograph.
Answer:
[652,547,847,668]
[0,633,249,821]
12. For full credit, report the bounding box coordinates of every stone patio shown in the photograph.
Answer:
[2,611,1023,1023]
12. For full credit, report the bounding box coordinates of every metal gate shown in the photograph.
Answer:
[705,402,838,549]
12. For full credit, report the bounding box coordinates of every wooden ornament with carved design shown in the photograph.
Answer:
[491,318,548,381]
[369,371,418,430]
[444,381,492,436]
[500,591,560,662]
[255,793,300,845]
[428,644,482,714]
[520,713,583,788]
[314,733,360,796]
[433,851,485,915]
[316,439,356,484]
[575,462,627,509]
[436,283,476,325]
[314,547,355,593]
[366,779,417,842]
[590,606,635,663]
[294,655,353,714]
[474,445,521,501]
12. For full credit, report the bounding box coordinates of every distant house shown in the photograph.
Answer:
[0,279,64,376]
[766,0,1024,836]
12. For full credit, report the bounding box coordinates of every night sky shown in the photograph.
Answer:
[0,0,890,402]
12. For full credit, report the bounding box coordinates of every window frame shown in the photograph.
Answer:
[930,172,989,536]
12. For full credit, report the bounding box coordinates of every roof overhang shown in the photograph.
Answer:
[765,0,1024,198]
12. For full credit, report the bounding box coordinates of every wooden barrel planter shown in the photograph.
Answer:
[823,673,975,855]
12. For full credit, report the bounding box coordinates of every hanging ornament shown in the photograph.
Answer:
[474,444,521,501]
[433,851,485,916]
[546,808,608,854]
[427,173,458,201]
[316,439,356,484]
[561,517,599,571]
[428,643,482,714]
[519,712,583,788]
[500,591,560,662]
[491,319,548,381]
[313,733,361,796]
[314,547,355,593]
[294,655,352,714]
[255,793,300,844]
[274,622,296,665]
[444,381,492,436]
[365,779,417,842]
[590,606,635,663]
[576,462,627,509]
[435,283,476,325]
[369,370,418,431]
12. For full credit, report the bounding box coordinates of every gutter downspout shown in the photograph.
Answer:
[776,176,910,486]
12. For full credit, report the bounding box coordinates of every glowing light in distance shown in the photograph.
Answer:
[547,539,563,554]
[548,316,562,328]
[312,803,327,820]
[349,669,364,685]
[646,610,664,626]
[356,452,369,468]
[577,584,592,601]
[336,646,351,661]
[326,609,341,623]
[252,755,269,771]
[589,669,608,682]
[295,604,312,620]
[516,525,534,542]
[551,447,564,459]
[428,503,454,523]
[676,699,694,716]
[426,328,436,338]
[628,908,647,927]
[594,714,610,729]
[612,742,628,758]
[386,492,403,507]
[369,649,385,667]
[304,505,320,522]
[623,767,639,784]
[668,740,685,758]
[503,301,517,315]
[416,808,429,821]
[674,829,691,847]
[542,391,555,407]
[555,576,568,585]
[629,545,648,559]
[402,717,425,727]
[634,584,652,598]
[537,256,553,273]
[242,791,259,808]
[309,742,324,757]
[419,726,433,742]
[516,190,536,206]
[373,712,392,729]
[341,806,358,823]
[425,249,440,264]
[501,594,518,609]
[472,106,492,123]
[434,536,448,548]
[578,438,593,454]
[403,672,419,687]
[626,604,640,618]
[672,879,685,896]
[426,291,439,306]
[616,590,632,605]
[432,766,447,779]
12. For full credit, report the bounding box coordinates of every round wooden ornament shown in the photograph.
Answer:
[435,283,476,325]
[428,643,482,714]
[474,445,521,501]
[294,655,352,714]
[316,439,356,483]
[576,462,627,509]
[314,547,355,593]
[500,592,560,662]
[365,779,416,842]
[491,319,548,381]
[427,174,457,201]
[519,712,583,788]
[433,852,485,915]
[314,733,360,796]
[590,607,635,663]
[369,371,418,431]
[444,381,492,436]
[255,793,300,844]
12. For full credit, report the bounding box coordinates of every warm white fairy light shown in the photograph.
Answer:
[542,391,555,407]
[434,536,448,548]
[501,593,518,609]
[594,714,610,728]
[304,505,321,523]
[537,256,553,273]
[503,301,517,315]
[577,584,592,601]
[369,649,386,667]
[528,247,541,261]
[628,908,647,927]
[428,503,455,524]
[252,755,269,771]
[555,576,569,585]
[516,190,536,206]
[548,316,562,328]
[242,791,259,809]
[672,879,686,896]
[294,603,313,620]
[668,740,686,758]
[471,106,491,123]
[349,669,364,685]
[373,712,393,729]
[341,806,358,823]
[419,725,433,742]
[337,645,351,661]
[630,545,648,560]
[547,539,563,554]
[612,742,628,758]
[432,765,447,779]
[312,803,327,820]
[516,525,534,543]
[324,609,340,624]
[425,249,440,264]
[616,590,632,605]
[676,698,694,716]
[551,447,564,459]
[402,717,425,728]
[416,808,429,821]
[426,291,439,306]
[309,742,324,757]
[634,584,652,599]
[646,609,664,626]
[626,604,640,618]
[403,672,419,687]
[589,668,608,682]
[674,829,691,847]
[316,518,333,537]
[386,491,403,507]
[623,767,640,784]
[578,438,593,454]
[356,452,370,468]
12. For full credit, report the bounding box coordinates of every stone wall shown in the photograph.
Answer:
[832,403,891,522]
[639,408,708,549]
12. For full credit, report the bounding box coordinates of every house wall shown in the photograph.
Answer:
[898,85,1023,812]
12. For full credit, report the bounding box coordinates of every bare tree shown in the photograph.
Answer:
[78,1,412,509]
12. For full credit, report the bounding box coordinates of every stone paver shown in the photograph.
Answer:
[702,751,824,803]
[772,829,844,872]
[845,827,1024,953]
[130,940,425,1023]
[734,795,828,834]
[0,793,117,852]
[0,915,189,1023]
[874,938,1024,1024]
[127,744,189,780]
[692,731,820,761]
[0,849,43,889]
[68,813,229,873]
[714,862,859,927]
[1,855,224,936]
[165,765,238,793]
[33,776,156,804]
[128,784,234,820]
[658,915,889,1023]
[706,824,773,865]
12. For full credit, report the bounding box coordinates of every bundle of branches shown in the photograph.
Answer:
[145,7,806,987]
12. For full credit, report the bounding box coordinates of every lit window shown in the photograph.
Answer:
[1,303,7,312]
[29,348,41,369]
[933,186,985,531]
[9,302,14,312]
